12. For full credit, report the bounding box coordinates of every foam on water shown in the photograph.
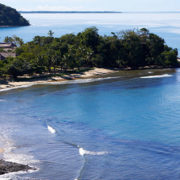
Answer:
[0,133,38,165]
[0,133,39,179]
[78,147,108,156]
[140,74,173,79]
[47,125,56,134]
[0,99,6,102]
[0,168,38,180]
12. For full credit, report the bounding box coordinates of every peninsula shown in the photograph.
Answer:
[0,3,29,27]
[19,11,121,14]
[0,27,179,90]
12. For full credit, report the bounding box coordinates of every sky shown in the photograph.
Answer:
[0,0,180,11]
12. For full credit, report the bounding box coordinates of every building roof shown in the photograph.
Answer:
[0,52,16,58]
[0,52,16,60]
[0,43,16,48]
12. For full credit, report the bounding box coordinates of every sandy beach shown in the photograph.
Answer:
[0,68,116,91]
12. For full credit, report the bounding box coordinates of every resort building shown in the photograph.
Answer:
[0,43,16,60]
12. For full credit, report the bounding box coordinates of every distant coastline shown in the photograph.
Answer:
[19,11,121,14]
[19,11,180,14]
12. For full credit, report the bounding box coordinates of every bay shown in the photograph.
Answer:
[1,13,180,180]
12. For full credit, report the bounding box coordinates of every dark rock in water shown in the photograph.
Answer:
[0,159,34,175]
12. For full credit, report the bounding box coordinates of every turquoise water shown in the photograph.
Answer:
[0,69,180,179]
[1,13,180,179]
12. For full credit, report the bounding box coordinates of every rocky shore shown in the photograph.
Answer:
[0,159,34,175]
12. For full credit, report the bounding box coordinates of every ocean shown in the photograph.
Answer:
[0,12,180,52]
[0,13,180,180]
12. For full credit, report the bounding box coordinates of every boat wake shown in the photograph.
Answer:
[74,147,108,180]
[47,125,56,134]
[45,123,108,180]
[140,74,173,79]
[78,147,108,156]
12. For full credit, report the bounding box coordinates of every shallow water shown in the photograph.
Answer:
[0,69,180,179]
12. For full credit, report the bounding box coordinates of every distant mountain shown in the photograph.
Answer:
[0,3,30,26]
[20,11,121,14]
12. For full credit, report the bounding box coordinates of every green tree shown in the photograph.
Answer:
[4,36,24,47]
[48,30,54,37]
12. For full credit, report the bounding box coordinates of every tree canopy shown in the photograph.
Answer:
[0,27,178,78]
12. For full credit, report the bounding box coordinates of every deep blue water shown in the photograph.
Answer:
[0,69,180,179]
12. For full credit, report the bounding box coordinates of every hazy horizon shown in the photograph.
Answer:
[18,10,180,13]
[1,0,180,12]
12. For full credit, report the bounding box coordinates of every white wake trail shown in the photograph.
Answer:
[47,125,56,134]
[75,147,108,180]
[79,147,108,156]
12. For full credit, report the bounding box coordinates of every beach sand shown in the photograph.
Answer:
[0,68,117,91]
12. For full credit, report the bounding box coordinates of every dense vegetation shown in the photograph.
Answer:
[0,27,178,79]
[0,3,29,26]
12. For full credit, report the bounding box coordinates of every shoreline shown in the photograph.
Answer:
[0,68,117,92]
[0,67,177,177]
[0,67,178,92]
